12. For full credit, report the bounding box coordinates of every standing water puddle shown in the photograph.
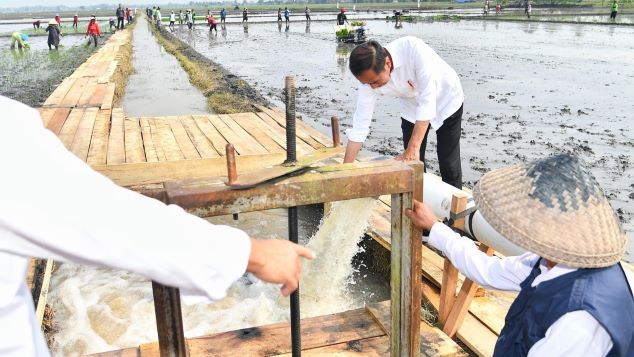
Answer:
[122,18,209,117]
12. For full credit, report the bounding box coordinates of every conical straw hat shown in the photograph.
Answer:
[473,154,626,268]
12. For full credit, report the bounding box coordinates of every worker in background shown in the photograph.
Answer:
[186,9,194,30]
[32,20,41,31]
[116,3,125,29]
[305,6,311,21]
[243,7,248,22]
[109,17,116,31]
[284,7,290,23]
[155,7,162,28]
[345,38,464,189]
[406,154,633,356]
[610,0,619,20]
[220,8,227,23]
[9,32,29,50]
[207,11,218,34]
[72,14,79,29]
[278,8,283,22]
[179,9,184,25]
[192,9,197,26]
[86,16,101,48]
[169,11,176,31]
[46,20,62,50]
[337,8,348,25]
[55,14,62,27]
[0,95,315,357]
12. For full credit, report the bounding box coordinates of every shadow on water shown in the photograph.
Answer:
[122,18,209,117]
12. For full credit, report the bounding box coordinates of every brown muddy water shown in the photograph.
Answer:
[172,19,634,261]
[122,18,209,116]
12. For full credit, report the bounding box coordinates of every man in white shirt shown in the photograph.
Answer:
[344,37,465,189]
[405,154,634,356]
[0,95,314,356]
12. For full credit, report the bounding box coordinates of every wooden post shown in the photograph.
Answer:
[152,282,188,357]
[438,192,468,326]
[390,162,423,357]
[330,116,340,148]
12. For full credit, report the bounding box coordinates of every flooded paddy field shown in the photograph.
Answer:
[172,19,634,260]
[0,35,100,106]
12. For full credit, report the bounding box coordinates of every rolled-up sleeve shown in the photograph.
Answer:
[0,98,251,301]
[346,83,376,142]
[413,49,437,122]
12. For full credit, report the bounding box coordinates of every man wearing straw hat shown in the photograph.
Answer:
[406,154,633,356]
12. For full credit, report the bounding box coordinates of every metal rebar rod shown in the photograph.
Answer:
[285,75,301,357]
[331,116,341,148]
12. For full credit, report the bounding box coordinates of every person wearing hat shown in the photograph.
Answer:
[405,154,634,356]
[73,13,79,29]
[344,37,465,189]
[0,95,315,356]
[46,20,62,50]
[85,16,102,48]
[337,8,348,25]
[9,32,29,50]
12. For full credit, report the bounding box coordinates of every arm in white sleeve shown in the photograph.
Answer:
[427,223,536,291]
[345,83,376,142]
[0,98,250,301]
[412,46,436,121]
[528,311,613,357]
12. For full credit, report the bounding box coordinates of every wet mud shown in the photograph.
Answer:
[172,19,634,261]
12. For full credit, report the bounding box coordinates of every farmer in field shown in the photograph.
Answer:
[86,16,102,48]
[0,94,315,356]
[116,3,125,29]
[32,20,41,31]
[284,7,291,23]
[610,0,619,20]
[243,8,249,22]
[278,8,283,22]
[207,11,218,34]
[406,154,634,356]
[55,14,62,27]
[169,11,176,31]
[220,8,227,23]
[186,9,194,30]
[337,8,348,25]
[72,14,79,29]
[344,37,465,189]
[46,20,62,50]
[9,32,29,50]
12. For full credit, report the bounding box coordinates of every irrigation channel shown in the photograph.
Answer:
[170,17,634,260]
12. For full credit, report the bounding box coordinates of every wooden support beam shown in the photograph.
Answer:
[439,192,468,326]
[151,282,188,357]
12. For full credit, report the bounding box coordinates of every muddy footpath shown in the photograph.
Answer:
[172,19,634,260]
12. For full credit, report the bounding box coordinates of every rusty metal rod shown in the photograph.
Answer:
[226,144,239,220]
[331,116,340,148]
[152,282,188,357]
[285,75,301,357]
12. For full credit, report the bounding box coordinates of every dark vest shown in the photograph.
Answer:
[493,260,634,357]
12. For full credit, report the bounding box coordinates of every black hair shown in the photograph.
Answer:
[349,40,388,77]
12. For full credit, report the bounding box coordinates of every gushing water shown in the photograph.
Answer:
[48,198,377,356]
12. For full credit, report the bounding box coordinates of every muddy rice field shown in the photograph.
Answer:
[169,18,634,260]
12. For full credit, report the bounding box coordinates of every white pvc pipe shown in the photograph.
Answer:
[423,173,525,257]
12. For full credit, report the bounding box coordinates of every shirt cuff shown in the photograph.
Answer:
[428,222,455,255]
[345,127,368,143]
[415,105,435,122]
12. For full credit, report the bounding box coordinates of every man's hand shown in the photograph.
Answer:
[394,147,420,162]
[247,239,315,297]
[405,199,438,231]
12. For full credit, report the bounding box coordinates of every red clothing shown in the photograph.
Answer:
[125,9,131,18]
[73,15,78,23]
[86,21,101,36]
[207,15,214,25]
[55,16,61,24]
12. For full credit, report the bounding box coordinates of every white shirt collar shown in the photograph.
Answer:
[532,259,578,287]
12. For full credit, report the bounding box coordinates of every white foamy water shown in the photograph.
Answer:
[48,198,377,356]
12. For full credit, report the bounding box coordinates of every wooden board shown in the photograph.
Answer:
[124,118,146,163]
[42,77,76,107]
[77,80,98,107]
[46,107,72,135]
[256,108,323,150]
[37,107,57,127]
[60,77,90,107]
[87,109,112,165]
[88,83,109,107]
[167,118,201,160]
[153,118,185,161]
[179,115,219,159]
[257,105,331,149]
[230,112,284,154]
[208,114,262,155]
[58,108,86,150]
[192,115,228,156]
[107,108,126,164]
[218,114,269,154]
[147,120,168,162]
[70,107,99,161]
[101,83,116,110]
[254,112,314,155]
[270,107,334,148]
[139,118,159,163]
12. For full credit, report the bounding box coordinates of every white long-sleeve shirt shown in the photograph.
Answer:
[0,96,251,356]
[346,36,464,143]
[427,222,618,357]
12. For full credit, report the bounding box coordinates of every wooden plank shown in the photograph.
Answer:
[254,112,313,155]
[179,116,219,158]
[88,83,109,107]
[46,107,72,135]
[43,77,76,107]
[84,347,140,357]
[34,260,53,328]
[147,120,168,162]
[153,119,185,161]
[205,114,256,155]
[77,80,98,107]
[60,77,90,107]
[70,107,99,161]
[37,107,57,127]
[87,109,112,166]
[140,119,159,163]
[216,114,268,155]
[270,107,334,148]
[124,118,146,163]
[422,282,497,357]
[107,108,126,164]
[58,108,85,149]
[230,112,284,154]
[273,335,389,357]
[167,118,201,160]
[366,301,466,357]
[101,83,116,110]
[192,115,227,156]
[256,108,323,150]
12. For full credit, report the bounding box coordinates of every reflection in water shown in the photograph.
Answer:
[243,23,249,38]
[336,43,353,75]
[285,23,290,38]
[278,22,282,32]
[305,21,311,33]
[221,24,227,39]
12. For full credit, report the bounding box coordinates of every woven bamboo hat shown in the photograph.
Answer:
[473,154,626,268]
